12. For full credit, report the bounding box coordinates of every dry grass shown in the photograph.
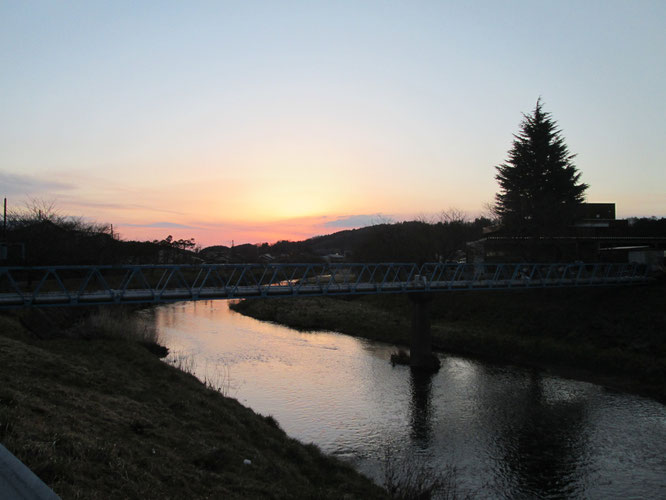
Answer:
[166,352,232,396]
[0,312,387,499]
[76,308,160,343]
[74,307,168,357]
[382,445,464,500]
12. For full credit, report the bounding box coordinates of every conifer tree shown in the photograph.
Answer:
[494,99,588,235]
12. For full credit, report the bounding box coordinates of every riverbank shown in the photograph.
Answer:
[230,280,666,403]
[0,310,387,499]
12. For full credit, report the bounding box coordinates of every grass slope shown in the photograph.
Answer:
[231,281,666,402]
[0,313,387,499]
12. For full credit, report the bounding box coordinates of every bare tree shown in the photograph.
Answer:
[7,197,111,234]
[439,208,467,224]
[7,197,62,226]
[372,213,395,225]
[481,201,501,224]
[24,197,61,221]
[415,212,436,224]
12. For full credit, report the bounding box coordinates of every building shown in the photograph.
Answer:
[467,203,666,264]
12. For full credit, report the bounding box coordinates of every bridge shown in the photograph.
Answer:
[2,261,650,369]
[0,261,649,308]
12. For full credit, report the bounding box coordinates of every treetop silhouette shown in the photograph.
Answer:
[494,99,588,236]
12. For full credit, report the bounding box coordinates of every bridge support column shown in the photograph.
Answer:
[409,294,440,372]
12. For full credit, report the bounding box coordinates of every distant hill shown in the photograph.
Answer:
[14,214,663,266]
[199,219,491,263]
[3,220,199,266]
[304,220,489,262]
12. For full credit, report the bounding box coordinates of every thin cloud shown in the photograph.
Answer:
[123,221,200,230]
[323,214,391,229]
[60,197,187,216]
[0,172,76,195]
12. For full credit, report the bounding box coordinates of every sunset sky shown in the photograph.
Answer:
[2,1,665,247]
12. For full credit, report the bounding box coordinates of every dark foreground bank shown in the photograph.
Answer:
[0,312,387,499]
[231,280,666,402]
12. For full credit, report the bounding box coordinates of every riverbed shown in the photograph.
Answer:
[142,300,666,498]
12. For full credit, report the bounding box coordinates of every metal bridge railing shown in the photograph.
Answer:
[0,262,651,308]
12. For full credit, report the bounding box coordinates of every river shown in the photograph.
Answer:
[141,300,666,498]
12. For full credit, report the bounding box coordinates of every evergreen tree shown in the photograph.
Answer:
[494,99,588,235]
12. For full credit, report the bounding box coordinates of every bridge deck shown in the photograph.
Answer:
[0,262,651,308]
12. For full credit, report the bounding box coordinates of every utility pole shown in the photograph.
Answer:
[1,198,6,261]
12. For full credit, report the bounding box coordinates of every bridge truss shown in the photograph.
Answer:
[0,262,650,309]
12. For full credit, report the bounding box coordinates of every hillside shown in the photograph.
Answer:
[197,219,490,263]
[0,310,387,499]
[3,221,199,265]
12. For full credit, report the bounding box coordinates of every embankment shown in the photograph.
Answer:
[0,310,387,499]
[231,280,666,402]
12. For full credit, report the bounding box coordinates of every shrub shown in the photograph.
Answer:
[76,308,167,356]
[382,445,464,499]
[391,349,411,367]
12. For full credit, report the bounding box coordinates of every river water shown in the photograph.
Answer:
[143,300,666,498]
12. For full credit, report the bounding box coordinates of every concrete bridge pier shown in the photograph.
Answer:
[409,293,440,372]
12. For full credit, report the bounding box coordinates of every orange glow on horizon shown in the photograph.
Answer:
[115,214,347,247]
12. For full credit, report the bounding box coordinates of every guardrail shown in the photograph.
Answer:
[0,262,651,308]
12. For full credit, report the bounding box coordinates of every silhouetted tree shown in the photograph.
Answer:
[8,197,111,234]
[151,235,196,250]
[495,99,588,235]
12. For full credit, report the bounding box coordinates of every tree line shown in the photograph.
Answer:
[3,98,663,265]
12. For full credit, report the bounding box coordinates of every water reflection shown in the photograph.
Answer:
[495,371,589,498]
[150,301,666,498]
[409,369,433,445]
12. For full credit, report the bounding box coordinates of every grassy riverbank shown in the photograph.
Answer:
[0,309,387,499]
[231,281,666,402]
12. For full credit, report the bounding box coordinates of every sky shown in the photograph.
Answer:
[1,1,665,247]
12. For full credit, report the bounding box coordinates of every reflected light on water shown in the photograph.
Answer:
[145,300,666,498]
